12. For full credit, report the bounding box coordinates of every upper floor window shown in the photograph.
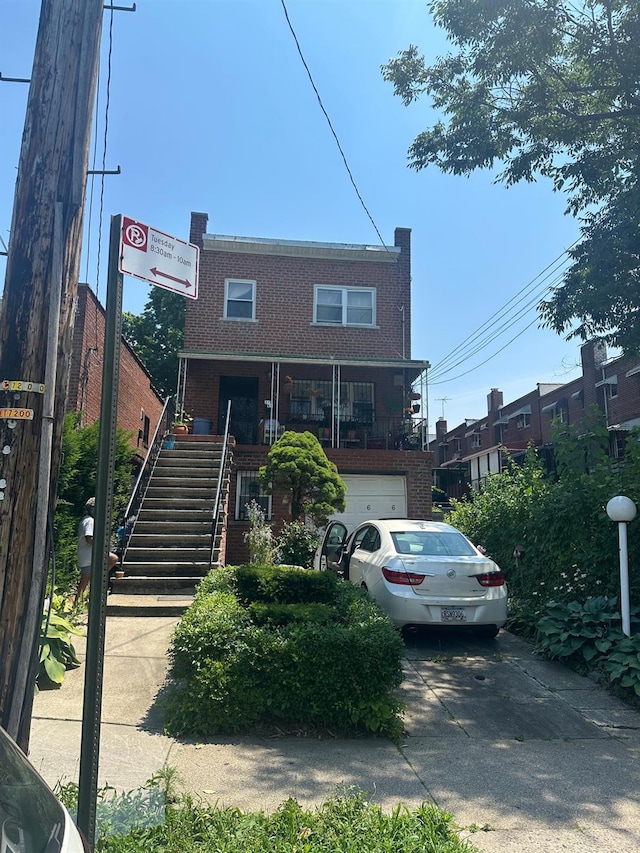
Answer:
[225,279,256,320]
[314,286,375,327]
[516,413,531,429]
[472,433,481,449]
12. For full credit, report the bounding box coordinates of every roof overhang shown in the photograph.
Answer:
[626,364,640,378]
[179,350,430,371]
[609,417,640,431]
[493,403,532,425]
[202,233,402,263]
[595,375,617,387]
[541,396,568,414]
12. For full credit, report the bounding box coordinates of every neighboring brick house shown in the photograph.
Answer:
[431,340,640,498]
[68,284,164,459]
[180,211,432,564]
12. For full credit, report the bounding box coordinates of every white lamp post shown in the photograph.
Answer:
[606,496,637,637]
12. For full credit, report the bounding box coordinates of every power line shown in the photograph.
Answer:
[429,243,577,380]
[429,268,567,382]
[429,314,542,386]
[279,0,389,251]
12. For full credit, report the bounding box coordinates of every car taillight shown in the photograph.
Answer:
[476,572,505,587]
[382,566,424,585]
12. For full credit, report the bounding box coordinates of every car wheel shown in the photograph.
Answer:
[474,625,499,640]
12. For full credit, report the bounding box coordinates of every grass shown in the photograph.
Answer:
[60,780,478,853]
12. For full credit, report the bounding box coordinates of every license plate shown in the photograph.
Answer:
[441,607,466,622]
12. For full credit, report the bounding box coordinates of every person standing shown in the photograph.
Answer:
[74,497,118,604]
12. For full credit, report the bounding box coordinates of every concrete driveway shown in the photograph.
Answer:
[29,618,640,852]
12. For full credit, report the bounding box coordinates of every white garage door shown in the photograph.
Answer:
[330,474,407,531]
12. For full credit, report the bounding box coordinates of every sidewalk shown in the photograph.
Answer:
[29,616,640,852]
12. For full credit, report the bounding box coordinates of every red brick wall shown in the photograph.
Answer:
[225,444,432,565]
[185,212,411,362]
[68,285,164,454]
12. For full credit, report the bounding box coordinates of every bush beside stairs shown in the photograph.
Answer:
[107,437,230,616]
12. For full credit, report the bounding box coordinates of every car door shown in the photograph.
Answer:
[315,521,348,574]
[346,524,380,587]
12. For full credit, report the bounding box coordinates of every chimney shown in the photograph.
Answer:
[487,388,503,416]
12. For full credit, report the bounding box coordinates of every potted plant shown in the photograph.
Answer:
[172,408,192,435]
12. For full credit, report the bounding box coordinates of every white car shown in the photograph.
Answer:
[0,725,88,852]
[315,519,507,637]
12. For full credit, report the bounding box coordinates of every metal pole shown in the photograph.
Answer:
[77,214,123,846]
[618,521,631,637]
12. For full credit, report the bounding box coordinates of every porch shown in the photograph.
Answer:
[177,352,430,453]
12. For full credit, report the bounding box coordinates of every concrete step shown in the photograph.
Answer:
[124,545,212,562]
[106,592,195,616]
[133,519,213,535]
[129,524,211,549]
[116,562,210,578]
[111,575,205,596]
[156,450,222,468]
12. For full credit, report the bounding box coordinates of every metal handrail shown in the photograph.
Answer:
[209,400,232,568]
[118,396,174,562]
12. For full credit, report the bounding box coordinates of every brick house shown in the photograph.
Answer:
[68,284,164,458]
[179,212,432,564]
[432,341,640,499]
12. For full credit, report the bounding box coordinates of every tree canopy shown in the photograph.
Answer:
[122,287,185,397]
[382,0,640,351]
[260,431,346,526]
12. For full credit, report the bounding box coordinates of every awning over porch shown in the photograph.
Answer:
[179,350,430,371]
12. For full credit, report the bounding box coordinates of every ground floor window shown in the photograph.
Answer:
[236,470,271,520]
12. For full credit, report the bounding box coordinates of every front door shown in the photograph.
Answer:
[218,376,259,444]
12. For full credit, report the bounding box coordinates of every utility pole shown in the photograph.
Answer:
[0,0,103,750]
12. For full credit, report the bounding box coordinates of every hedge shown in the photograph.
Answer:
[165,565,404,738]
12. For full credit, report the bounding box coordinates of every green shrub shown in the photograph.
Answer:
[243,500,275,564]
[535,596,624,665]
[602,636,640,697]
[94,787,475,853]
[275,521,320,568]
[165,566,404,738]
[234,563,338,605]
[38,593,84,687]
[248,602,335,627]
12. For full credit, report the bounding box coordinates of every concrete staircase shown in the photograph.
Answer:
[108,437,230,615]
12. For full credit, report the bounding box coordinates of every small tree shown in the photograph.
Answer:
[260,431,346,526]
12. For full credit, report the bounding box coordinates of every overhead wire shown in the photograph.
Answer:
[428,263,571,382]
[279,0,389,253]
[428,243,577,381]
[279,0,582,385]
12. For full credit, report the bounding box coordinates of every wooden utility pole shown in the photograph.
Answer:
[0,0,103,750]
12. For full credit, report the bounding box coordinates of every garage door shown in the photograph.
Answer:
[329,474,407,531]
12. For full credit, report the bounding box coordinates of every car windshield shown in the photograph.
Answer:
[0,726,66,853]
[391,530,477,557]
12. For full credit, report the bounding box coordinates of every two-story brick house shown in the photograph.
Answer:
[179,212,432,563]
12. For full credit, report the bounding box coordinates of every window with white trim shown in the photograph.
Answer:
[516,413,531,429]
[236,471,271,520]
[225,279,256,320]
[314,286,375,327]
[472,433,481,449]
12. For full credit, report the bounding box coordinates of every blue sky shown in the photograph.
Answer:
[0,0,588,431]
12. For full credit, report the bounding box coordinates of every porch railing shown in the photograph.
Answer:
[209,400,233,568]
[282,415,423,450]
